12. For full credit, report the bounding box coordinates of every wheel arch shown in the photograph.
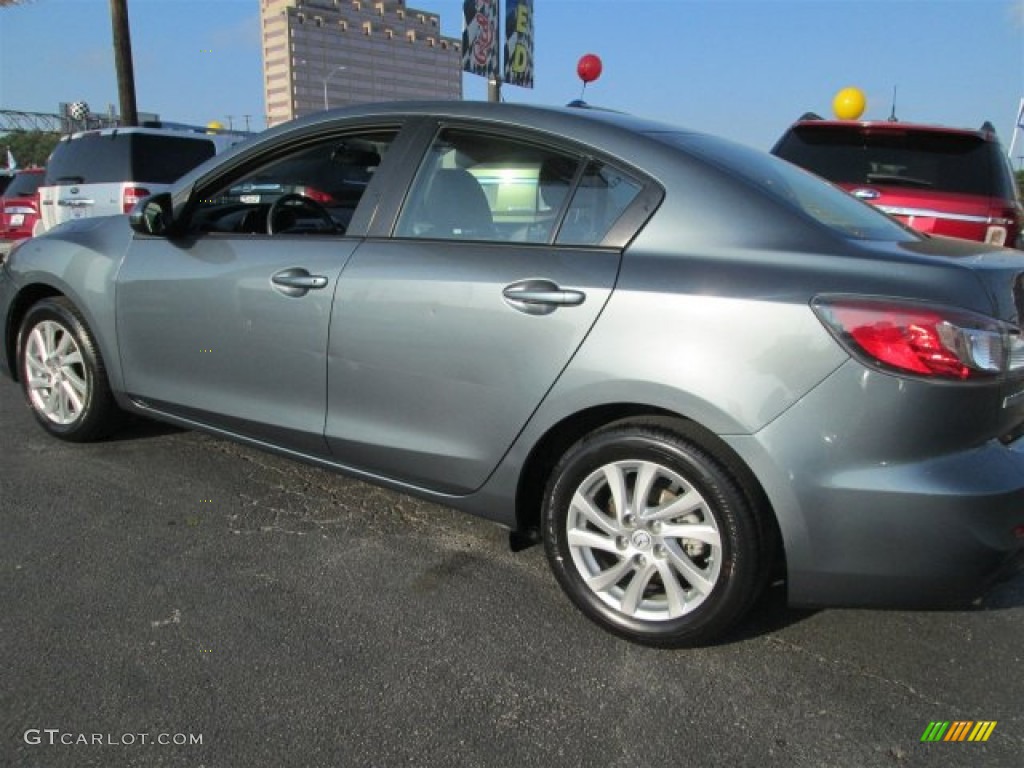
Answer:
[6,279,125,397]
[5,283,64,382]
[514,406,785,574]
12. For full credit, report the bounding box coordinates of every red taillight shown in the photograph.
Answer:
[812,296,1023,381]
[840,305,968,378]
[122,186,149,214]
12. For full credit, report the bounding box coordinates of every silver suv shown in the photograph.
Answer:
[36,126,243,235]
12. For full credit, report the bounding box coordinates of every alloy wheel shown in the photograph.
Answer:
[23,319,89,425]
[566,459,723,621]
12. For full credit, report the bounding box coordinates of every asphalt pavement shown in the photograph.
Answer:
[1,375,1022,768]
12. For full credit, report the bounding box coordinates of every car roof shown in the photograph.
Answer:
[169,101,707,205]
[265,100,699,144]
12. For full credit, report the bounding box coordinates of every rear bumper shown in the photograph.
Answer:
[726,361,1024,608]
[783,443,1024,607]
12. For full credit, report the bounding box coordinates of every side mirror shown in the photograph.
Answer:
[129,193,173,236]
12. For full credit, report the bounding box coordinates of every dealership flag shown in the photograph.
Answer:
[462,0,500,79]
[5,148,15,172]
[503,0,534,88]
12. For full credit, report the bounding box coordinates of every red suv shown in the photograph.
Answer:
[772,117,1023,249]
[0,168,45,241]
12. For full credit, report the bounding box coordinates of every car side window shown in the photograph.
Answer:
[190,131,396,236]
[556,162,642,246]
[394,128,581,244]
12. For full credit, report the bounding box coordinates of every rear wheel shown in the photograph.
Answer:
[542,421,765,647]
[18,297,120,441]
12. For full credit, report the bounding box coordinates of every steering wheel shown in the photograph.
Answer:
[267,193,336,235]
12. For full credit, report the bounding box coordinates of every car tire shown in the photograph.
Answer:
[17,297,120,442]
[542,420,765,647]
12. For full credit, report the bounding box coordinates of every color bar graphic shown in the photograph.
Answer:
[967,721,997,742]
[921,720,996,742]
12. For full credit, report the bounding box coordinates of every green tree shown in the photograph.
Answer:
[2,131,61,168]
[1016,168,1024,197]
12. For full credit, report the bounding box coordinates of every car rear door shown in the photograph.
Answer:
[325,122,657,494]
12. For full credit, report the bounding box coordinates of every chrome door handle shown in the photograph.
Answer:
[273,273,328,289]
[502,279,586,315]
[503,288,586,306]
[272,268,328,297]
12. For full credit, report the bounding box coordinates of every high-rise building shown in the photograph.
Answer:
[260,0,463,127]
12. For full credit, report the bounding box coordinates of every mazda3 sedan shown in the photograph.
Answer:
[2,102,1023,647]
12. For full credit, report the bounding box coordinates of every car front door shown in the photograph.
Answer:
[116,128,402,455]
[325,125,648,494]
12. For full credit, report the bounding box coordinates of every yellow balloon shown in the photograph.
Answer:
[206,120,224,134]
[833,87,867,120]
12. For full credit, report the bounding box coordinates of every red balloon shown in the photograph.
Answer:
[577,54,602,84]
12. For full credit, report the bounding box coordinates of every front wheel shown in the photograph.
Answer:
[18,297,120,442]
[542,421,766,647]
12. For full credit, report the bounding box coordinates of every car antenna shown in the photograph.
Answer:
[888,85,899,122]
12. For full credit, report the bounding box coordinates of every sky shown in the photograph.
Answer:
[0,0,1022,153]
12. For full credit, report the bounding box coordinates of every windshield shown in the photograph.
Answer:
[649,131,917,242]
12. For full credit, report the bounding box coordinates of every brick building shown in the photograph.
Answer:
[261,0,462,127]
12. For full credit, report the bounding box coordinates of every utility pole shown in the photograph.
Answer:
[110,0,138,127]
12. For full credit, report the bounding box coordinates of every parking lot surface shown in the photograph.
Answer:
[1,375,1022,767]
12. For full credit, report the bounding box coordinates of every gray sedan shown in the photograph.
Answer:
[2,102,1023,647]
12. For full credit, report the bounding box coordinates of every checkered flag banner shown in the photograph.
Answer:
[504,0,534,88]
[462,0,500,80]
